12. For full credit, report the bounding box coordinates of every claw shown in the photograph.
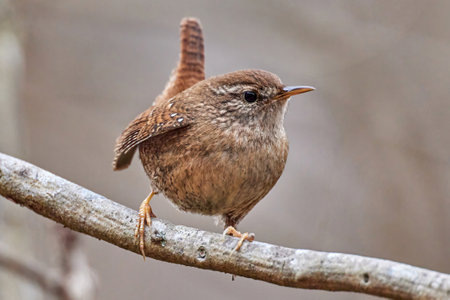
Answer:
[134,191,157,260]
[223,226,255,254]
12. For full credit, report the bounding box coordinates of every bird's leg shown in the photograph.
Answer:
[223,226,255,254]
[135,190,158,260]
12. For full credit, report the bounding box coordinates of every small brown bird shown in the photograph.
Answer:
[113,18,314,259]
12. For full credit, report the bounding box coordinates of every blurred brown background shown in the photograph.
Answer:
[1,0,449,299]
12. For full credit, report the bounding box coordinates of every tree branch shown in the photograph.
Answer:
[0,152,448,299]
[0,244,66,297]
[0,232,97,300]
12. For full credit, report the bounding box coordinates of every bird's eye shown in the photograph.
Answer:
[243,91,258,103]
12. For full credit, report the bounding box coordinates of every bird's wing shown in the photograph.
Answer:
[113,17,204,170]
[113,101,192,170]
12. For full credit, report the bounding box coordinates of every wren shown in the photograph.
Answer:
[113,18,314,259]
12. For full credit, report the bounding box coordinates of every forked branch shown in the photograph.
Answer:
[0,153,448,299]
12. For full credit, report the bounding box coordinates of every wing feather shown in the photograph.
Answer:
[113,103,191,170]
[113,18,204,171]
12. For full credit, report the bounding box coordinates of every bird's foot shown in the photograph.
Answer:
[135,191,157,260]
[223,226,255,254]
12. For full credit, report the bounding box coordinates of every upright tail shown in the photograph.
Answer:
[154,18,205,105]
[113,18,205,170]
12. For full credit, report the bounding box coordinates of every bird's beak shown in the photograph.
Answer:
[275,86,315,100]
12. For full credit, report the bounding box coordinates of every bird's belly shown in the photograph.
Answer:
[139,131,288,217]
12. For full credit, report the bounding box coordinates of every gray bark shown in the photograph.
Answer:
[0,152,448,299]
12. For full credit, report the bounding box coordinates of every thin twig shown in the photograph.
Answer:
[55,227,97,300]
[0,244,65,297]
[0,152,448,299]
[0,221,97,300]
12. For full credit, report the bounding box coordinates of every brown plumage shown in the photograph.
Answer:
[113,18,314,258]
[114,18,204,170]
[153,18,205,106]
